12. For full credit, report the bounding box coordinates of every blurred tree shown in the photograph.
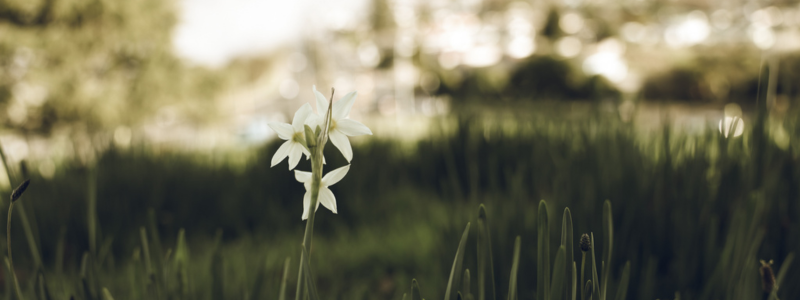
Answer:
[0,0,227,136]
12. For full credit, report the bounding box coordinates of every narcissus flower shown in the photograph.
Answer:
[268,103,313,170]
[294,165,350,220]
[310,86,372,162]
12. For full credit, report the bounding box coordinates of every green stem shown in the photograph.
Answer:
[8,202,25,300]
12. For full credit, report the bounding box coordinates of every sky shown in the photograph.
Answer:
[172,0,369,67]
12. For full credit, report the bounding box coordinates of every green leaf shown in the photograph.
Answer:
[477,204,497,300]
[613,261,630,300]
[538,200,550,300]
[602,201,613,300]
[507,236,521,300]
[561,208,574,300]
[304,125,317,149]
[301,245,321,300]
[572,262,577,300]
[278,257,291,300]
[445,222,471,300]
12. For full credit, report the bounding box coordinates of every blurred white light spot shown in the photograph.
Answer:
[750,26,775,49]
[559,12,584,35]
[288,52,307,72]
[718,116,744,138]
[279,79,300,99]
[358,42,381,67]
[556,36,582,57]
[583,52,627,83]
[750,9,772,28]
[620,22,646,43]
[507,17,532,37]
[665,11,710,48]
[597,38,625,55]
[38,159,55,179]
[114,126,132,148]
[13,83,47,107]
[463,45,502,67]
[438,52,461,69]
[507,37,535,59]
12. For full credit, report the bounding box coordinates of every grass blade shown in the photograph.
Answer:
[445,222,471,300]
[301,245,320,300]
[464,269,471,300]
[278,257,291,300]
[411,278,422,300]
[551,245,566,300]
[572,262,577,300]
[507,236,521,300]
[477,204,497,300]
[538,200,550,300]
[613,261,630,300]
[590,233,599,298]
[776,252,794,292]
[561,208,574,300]
[101,288,115,300]
[601,201,613,300]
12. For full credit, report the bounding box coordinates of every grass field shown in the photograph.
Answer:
[0,101,798,300]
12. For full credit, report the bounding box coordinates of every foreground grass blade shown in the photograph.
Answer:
[445,222,471,300]
[278,257,291,300]
[211,236,224,300]
[613,261,630,300]
[583,281,593,300]
[776,252,793,290]
[572,262,577,300]
[301,245,320,300]
[561,208,574,300]
[477,204,497,300]
[464,269,471,300]
[590,233,599,298]
[551,245,566,300]
[36,272,52,300]
[411,279,422,300]
[507,236,521,300]
[601,201,613,300]
[101,288,114,300]
[538,201,550,300]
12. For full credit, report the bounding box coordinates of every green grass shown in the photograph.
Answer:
[0,103,798,299]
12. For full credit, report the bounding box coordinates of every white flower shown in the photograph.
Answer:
[268,103,313,170]
[294,165,350,220]
[310,86,372,162]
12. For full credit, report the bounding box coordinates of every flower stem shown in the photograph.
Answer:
[294,88,334,300]
[7,202,26,300]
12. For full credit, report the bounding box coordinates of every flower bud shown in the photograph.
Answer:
[580,233,591,252]
[10,179,30,203]
[760,260,776,294]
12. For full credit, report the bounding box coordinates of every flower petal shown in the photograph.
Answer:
[328,130,353,162]
[333,91,357,120]
[322,164,350,186]
[292,103,313,132]
[313,85,329,115]
[271,141,292,167]
[288,142,303,170]
[268,122,294,140]
[318,187,338,214]
[294,170,312,183]
[301,191,311,220]
[336,119,372,136]
[305,114,323,130]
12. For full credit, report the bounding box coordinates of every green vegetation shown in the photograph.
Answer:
[0,101,794,299]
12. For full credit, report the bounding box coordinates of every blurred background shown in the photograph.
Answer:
[0,0,798,299]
